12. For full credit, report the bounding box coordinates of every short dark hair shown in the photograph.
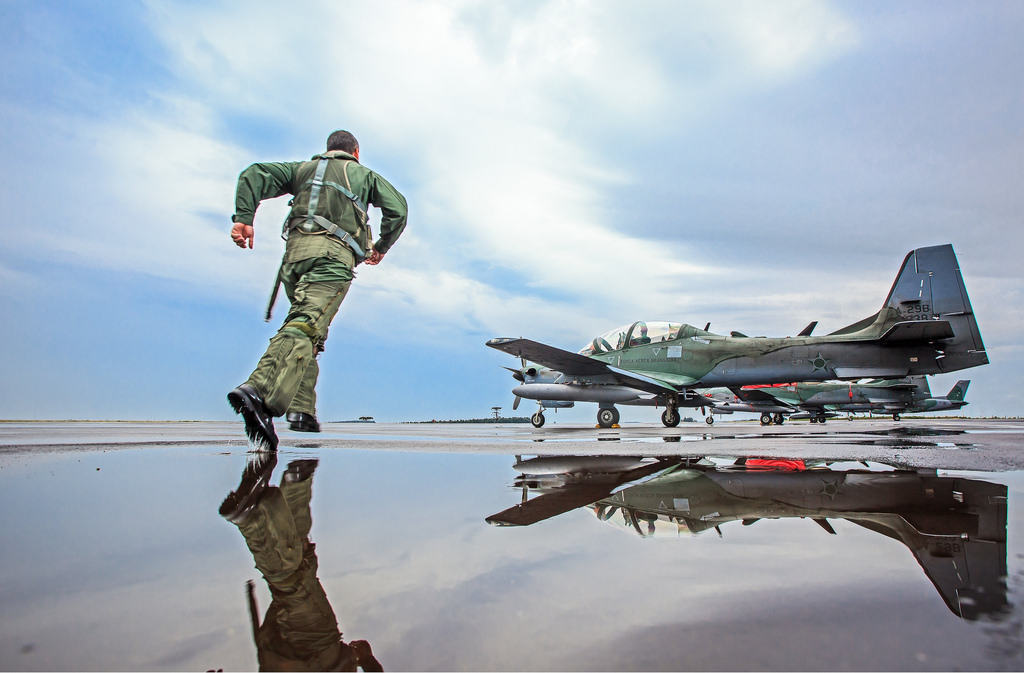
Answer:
[326,130,359,154]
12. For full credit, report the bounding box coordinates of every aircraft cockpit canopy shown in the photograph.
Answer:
[578,321,684,355]
[589,504,694,538]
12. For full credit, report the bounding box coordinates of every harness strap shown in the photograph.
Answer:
[280,157,368,259]
[268,157,368,321]
[280,158,331,242]
[306,214,366,259]
[323,180,368,220]
[305,158,330,228]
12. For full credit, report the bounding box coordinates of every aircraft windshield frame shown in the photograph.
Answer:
[578,321,684,355]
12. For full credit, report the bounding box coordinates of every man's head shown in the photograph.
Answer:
[326,130,359,156]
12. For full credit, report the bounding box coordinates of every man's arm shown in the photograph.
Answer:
[365,172,408,259]
[230,161,300,248]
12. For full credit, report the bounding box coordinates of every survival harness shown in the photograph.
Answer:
[265,157,370,321]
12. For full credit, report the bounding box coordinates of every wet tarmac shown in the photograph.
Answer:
[2,418,1023,671]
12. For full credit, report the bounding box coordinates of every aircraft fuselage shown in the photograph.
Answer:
[594,333,945,388]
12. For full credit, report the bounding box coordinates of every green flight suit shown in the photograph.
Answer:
[234,479,361,671]
[233,150,408,417]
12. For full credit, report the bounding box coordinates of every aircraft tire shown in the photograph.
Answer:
[531,412,545,428]
[893,413,901,421]
[760,413,772,426]
[597,407,619,428]
[810,417,818,424]
[705,416,714,425]
[773,413,785,425]
[662,408,681,428]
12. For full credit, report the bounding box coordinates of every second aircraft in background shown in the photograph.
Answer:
[705,377,970,425]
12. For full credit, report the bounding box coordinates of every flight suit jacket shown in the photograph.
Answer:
[232,150,409,260]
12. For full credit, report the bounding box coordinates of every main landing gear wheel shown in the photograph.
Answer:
[892,413,901,421]
[773,413,785,425]
[597,407,620,428]
[760,413,772,426]
[531,411,545,428]
[705,415,714,425]
[662,408,681,428]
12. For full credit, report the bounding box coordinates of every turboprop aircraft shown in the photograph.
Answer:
[487,455,1009,621]
[708,377,971,425]
[487,244,987,428]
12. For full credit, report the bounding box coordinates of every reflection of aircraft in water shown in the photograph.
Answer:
[219,455,383,671]
[488,244,987,428]
[488,456,1008,621]
[707,377,972,425]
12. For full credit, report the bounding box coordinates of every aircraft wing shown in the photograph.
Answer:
[487,338,611,376]
[487,338,694,394]
[865,395,901,404]
[731,387,798,409]
[486,460,675,526]
[485,483,626,526]
[731,387,779,403]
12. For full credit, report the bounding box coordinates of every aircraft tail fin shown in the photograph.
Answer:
[945,380,970,402]
[882,244,988,373]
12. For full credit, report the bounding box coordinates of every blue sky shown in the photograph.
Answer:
[0,0,1021,421]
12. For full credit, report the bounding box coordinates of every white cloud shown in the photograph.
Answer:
[12,105,282,298]
[122,0,861,335]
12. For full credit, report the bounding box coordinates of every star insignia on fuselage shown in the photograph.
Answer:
[808,353,831,373]
[820,479,840,500]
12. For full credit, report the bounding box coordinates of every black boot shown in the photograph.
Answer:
[282,458,319,484]
[228,384,279,451]
[219,452,278,524]
[286,411,321,433]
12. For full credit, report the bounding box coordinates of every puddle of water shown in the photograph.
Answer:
[1,446,1022,671]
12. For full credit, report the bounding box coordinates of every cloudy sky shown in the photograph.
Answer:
[0,0,1020,422]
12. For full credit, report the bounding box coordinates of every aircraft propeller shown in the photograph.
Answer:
[503,357,532,411]
[502,366,525,382]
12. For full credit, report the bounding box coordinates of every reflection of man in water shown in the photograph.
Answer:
[220,455,382,671]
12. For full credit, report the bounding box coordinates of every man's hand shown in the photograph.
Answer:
[231,222,254,249]
[363,247,384,266]
[350,640,382,672]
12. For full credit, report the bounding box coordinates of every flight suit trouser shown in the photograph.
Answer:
[233,479,347,667]
[246,252,353,417]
